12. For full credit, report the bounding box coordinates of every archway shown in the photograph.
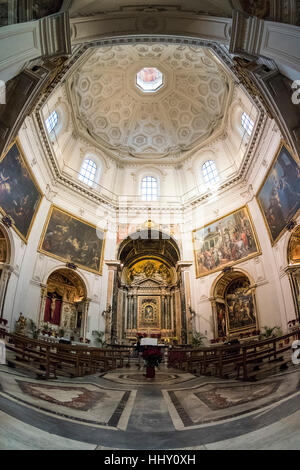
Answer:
[108,229,191,344]
[211,269,258,340]
[286,225,300,319]
[39,268,89,340]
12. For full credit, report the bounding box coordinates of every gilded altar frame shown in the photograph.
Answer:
[138,296,161,330]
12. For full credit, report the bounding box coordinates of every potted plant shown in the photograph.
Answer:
[191,332,207,348]
[27,319,39,339]
[142,347,163,378]
[93,330,106,347]
[58,328,65,338]
[259,326,282,340]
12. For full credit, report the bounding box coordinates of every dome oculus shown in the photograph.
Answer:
[136,67,163,93]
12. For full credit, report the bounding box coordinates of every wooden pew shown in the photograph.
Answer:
[168,329,300,382]
[5,334,56,379]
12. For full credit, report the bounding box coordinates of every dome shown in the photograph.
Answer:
[69,44,232,159]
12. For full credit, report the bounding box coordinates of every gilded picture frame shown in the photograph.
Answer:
[0,138,42,242]
[192,205,261,279]
[39,205,106,275]
[138,296,161,330]
[288,225,300,265]
[256,141,300,245]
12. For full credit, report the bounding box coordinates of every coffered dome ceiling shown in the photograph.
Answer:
[68,44,233,159]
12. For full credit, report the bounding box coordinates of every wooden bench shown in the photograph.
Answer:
[6,335,57,379]
[168,329,300,382]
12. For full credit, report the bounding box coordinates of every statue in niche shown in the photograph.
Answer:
[62,305,71,329]
[50,296,56,322]
[69,307,76,330]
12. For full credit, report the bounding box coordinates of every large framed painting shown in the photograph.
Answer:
[257,142,300,245]
[0,140,42,242]
[39,206,106,274]
[193,206,260,278]
[225,278,257,334]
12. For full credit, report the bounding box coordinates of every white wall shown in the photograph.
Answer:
[1,94,298,342]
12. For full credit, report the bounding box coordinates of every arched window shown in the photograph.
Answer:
[241,112,254,136]
[45,110,58,133]
[141,176,158,201]
[78,159,97,187]
[202,160,219,185]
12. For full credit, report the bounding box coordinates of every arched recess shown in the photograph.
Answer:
[107,229,192,345]
[286,225,300,319]
[210,268,258,339]
[38,268,90,340]
[0,224,13,319]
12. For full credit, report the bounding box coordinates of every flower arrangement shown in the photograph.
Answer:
[142,348,163,367]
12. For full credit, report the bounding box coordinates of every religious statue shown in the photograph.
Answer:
[102,305,112,342]
[50,296,56,322]
[16,312,27,335]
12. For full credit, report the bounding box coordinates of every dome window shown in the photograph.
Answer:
[202,160,219,185]
[79,159,97,187]
[141,176,158,201]
[45,110,58,133]
[241,112,254,136]
[136,68,164,93]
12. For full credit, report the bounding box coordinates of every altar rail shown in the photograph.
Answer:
[168,330,300,381]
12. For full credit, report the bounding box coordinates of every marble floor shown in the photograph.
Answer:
[0,363,300,450]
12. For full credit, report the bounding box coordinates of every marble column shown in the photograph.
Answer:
[127,294,133,330]
[105,260,121,344]
[168,294,172,331]
[285,267,300,320]
[38,283,47,328]
[161,294,166,330]
[209,297,218,339]
[0,264,12,319]
[176,261,193,344]
[133,293,138,330]
[82,298,91,341]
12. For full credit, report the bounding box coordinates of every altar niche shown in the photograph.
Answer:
[108,229,192,345]
[39,268,89,340]
[286,225,300,318]
[211,270,258,340]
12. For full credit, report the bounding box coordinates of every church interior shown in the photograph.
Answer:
[0,0,300,452]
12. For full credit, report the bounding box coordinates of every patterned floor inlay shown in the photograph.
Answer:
[164,371,300,430]
[196,382,282,411]
[17,381,105,411]
[0,372,136,430]
[101,371,195,385]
